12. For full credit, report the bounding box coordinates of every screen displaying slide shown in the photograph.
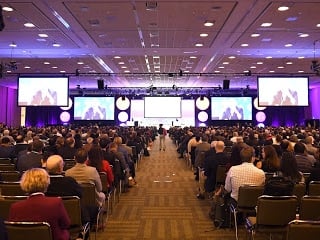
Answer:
[211,97,252,120]
[74,97,115,120]
[18,76,69,106]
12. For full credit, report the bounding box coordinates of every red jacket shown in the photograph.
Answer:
[8,193,70,240]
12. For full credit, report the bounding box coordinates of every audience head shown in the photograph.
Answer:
[1,137,10,145]
[236,136,244,143]
[305,136,314,145]
[215,141,225,153]
[20,168,50,194]
[74,148,88,163]
[294,141,306,154]
[114,136,123,145]
[32,139,44,153]
[240,146,255,163]
[46,155,64,174]
[65,137,75,148]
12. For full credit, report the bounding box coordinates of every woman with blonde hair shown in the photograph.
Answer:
[8,168,70,240]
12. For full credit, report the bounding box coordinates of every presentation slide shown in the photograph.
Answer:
[211,97,252,120]
[144,96,182,118]
[74,97,115,120]
[18,77,69,106]
[258,77,309,106]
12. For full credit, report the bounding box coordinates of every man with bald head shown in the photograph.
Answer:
[203,141,230,194]
[45,154,82,198]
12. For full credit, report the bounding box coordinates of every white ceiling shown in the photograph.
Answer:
[1,0,320,90]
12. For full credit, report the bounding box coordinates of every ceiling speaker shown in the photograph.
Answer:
[97,79,104,89]
[223,79,230,90]
[0,6,5,31]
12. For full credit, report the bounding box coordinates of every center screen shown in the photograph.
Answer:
[74,97,115,120]
[144,96,182,118]
[211,97,252,120]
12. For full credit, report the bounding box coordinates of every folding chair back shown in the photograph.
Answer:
[4,221,53,240]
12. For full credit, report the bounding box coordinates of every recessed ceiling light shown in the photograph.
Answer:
[278,6,289,11]
[317,23,320,28]
[298,56,305,59]
[256,62,263,64]
[222,62,229,65]
[286,61,293,65]
[52,42,61,47]
[121,66,127,69]
[218,66,224,69]
[195,43,203,47]
[266,56,272,59]
[298,33,309,38]
[24,22,35,28]
[114,56,121,59]
[251,33,260,37]
[285,43,293,47]
[6,70,12,73]
[2,6,14,12]
[52,66,58,69]
[36,38,47,42]
[241,43,249,47]
[200,33,208,37]
[190,56,197,59]
[277,66,284,69]
[77,61,84,65]
[228,56,236,59]
[60,70,66,73]
[269,70,275,73]
[250,66,256,69]
[124,70,130,73]
[43,62,50,65]
[9,42,17,47]
[214,70,220,73]
[298,70,304,73]
[24,66,31,69]
[38,33,48,38]
[286,17,298,22]
[261,38,272,42]
[204,21,214,27]
[261,22,272,27]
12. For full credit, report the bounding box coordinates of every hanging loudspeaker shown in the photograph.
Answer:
[223,79,230,89]
[97,79,104,89]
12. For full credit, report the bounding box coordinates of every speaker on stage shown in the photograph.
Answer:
[97,79,104,89]
[223,79,230,89]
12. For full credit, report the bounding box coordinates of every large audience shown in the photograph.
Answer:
[1,123,320,238]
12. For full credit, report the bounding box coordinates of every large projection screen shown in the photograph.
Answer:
[258,76,309,106]
[144,96,182,118]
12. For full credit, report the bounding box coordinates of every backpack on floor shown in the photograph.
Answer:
[209,187,231,228]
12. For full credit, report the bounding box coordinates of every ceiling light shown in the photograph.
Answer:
[24,66,31,69]
[43,61,50,65]
[60,70,66,73]
[266,56,272,59]
[277,66,284,69]
[52,42,61,47]
[251,33,260,37]
[228,56,236,59]
[118,62,125,64]
[121,66,127,69]
[77,61,84,65]
[38,33,48,38]
[114,56,121,59]
[317,23,320,28]
[250,66,256,69]
[204,21,214,27]
[218,66,224,69]
[256,62,263,64]
[286,61,293,65]
[222,62,229,65]
[2,6,13,12]
[124,70,130,73]
[285,43,293,47]
[200,33,208,37]
[214,70,220,73]
[298,33,309,38]
[241,43,249,47]
[286,17,297,22]
[269,70,275,73]
[298,56,305,59]
[190,56,197,59]
[261,22,272,27]
[195,43,203,47]
[298,70,304,73]
[278,6,289,11]
[24,22,35,28]
[51,66,58,69]
[9,42,17,47]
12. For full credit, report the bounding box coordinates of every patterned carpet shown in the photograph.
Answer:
[96,136,263,240]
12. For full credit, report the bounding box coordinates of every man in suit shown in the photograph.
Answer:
[0,137,15,161]
[65,148,105,207]
[16,139,44,172]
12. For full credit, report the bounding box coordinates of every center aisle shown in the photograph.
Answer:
[98,136,235,240]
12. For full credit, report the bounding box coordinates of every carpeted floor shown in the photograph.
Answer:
[95,136,272,240]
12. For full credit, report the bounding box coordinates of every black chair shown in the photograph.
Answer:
[0,196,28,220]
[0,158,11,164]
[246,195,298,240]
[286,220,320,240]
[215,165,227,186]
[99,171,115,216]
[299,195,320,220]
[4,221,53,240]
[230,185,264,240]
[0,170,21,181]
[308,181,320,195]
[292,182,306,210]
[61,196,90,240]
[0,164,15,171]
[0,181,26,196]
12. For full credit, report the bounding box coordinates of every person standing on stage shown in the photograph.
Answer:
[158,124,167,151]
